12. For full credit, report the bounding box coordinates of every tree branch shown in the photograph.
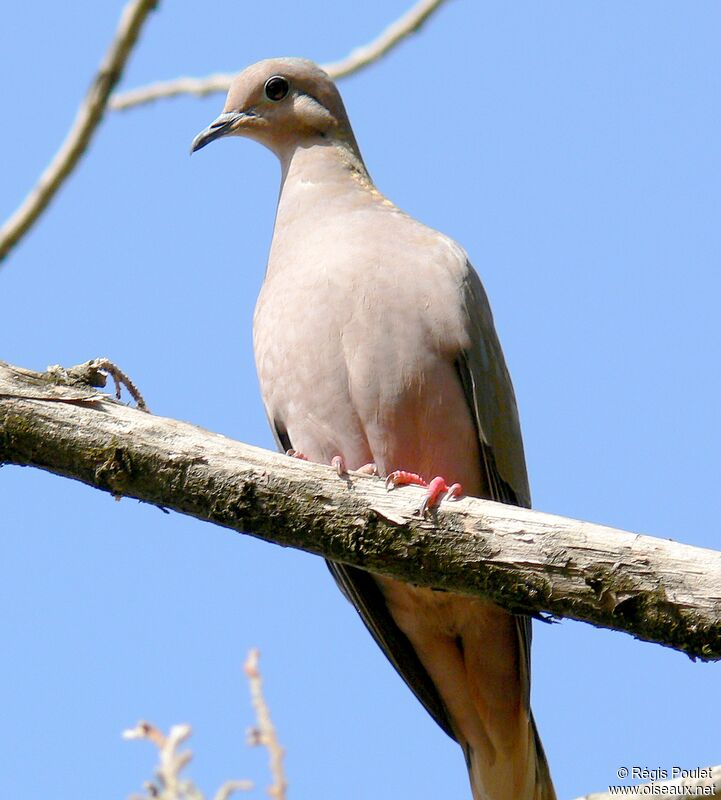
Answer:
[0,0,157,265]
[2,359,720,661]
[244,649,287,800]
[109,0,450,111]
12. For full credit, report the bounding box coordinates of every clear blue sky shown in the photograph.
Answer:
[2,2,720,798]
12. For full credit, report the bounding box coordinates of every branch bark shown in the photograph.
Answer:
[0,0,157,265]
[109,0,450,111]
[2,359,720,661]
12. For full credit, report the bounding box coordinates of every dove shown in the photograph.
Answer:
[192,57,555,800]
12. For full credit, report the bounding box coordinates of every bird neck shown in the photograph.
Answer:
[277,138,373,198]
[266,140,388,280]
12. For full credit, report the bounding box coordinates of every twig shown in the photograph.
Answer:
[124,720,253,800]
[212,782,255,800]
[244,650,287,800]
[323,0,451,80]
[90,357,149,411]
[45,357,149,411]
[0,0,157,265]
[109,0,450,111]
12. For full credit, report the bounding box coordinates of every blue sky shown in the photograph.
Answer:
[1,2,720,798]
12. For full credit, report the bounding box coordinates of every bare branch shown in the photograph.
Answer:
[123,720,253,800]
[110,71,237,111]
[212,781,254,800]
[0,0,157,265]
[123,721,203,800]
[244,650,287,800]
[574,764,721,799]
[109,0,450,111]
[47,357,149,411]
[2,359,721,660]
[323,0,451,80]
[87,357,149,410]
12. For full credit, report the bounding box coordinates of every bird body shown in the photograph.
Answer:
[193,57,555,800]
[255,142,477,480]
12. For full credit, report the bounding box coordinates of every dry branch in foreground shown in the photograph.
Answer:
[110,0,450,111]
[244,650,287,800]
[123,649,284,799]
[1,359,721,660]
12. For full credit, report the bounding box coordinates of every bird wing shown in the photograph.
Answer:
[325,559,457,738]
[455,260,533,700]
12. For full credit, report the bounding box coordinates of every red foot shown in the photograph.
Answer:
[386,470,462,516]
[420,476,462,515]
[385,470,427,490]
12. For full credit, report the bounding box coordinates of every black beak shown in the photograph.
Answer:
[190,111,248,153]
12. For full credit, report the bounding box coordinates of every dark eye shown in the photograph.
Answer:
[264,76,289,102]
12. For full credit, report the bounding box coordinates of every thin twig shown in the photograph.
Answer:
[323,0,451,79]
[244,650,287,800]
[123,720,253,800]
[212,781,255,800]
[90,357,149,411]
[45,357,150,411]
[109,0,451,111]
[0,0,157,264]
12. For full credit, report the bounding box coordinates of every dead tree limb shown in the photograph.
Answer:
[1,359,720,661]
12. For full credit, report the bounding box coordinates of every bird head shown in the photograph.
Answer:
[191,57,358,157]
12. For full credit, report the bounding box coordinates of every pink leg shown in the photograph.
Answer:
[386,470,463,515]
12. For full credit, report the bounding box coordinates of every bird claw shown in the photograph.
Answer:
[385,470,427,491]
[418,477,463,516]
[286,449,308,460]
[386,471,462,515]
[333,456,377,477]
[356,462,378,476]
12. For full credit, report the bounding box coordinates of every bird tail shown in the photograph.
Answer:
[529,714,557,800]
[466,712,556,800]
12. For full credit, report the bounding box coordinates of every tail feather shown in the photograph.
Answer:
[466,713,556,800]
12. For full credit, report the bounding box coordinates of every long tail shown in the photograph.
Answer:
[466,712,556,800]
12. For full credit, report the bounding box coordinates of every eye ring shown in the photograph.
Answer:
[264,75,290,102]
